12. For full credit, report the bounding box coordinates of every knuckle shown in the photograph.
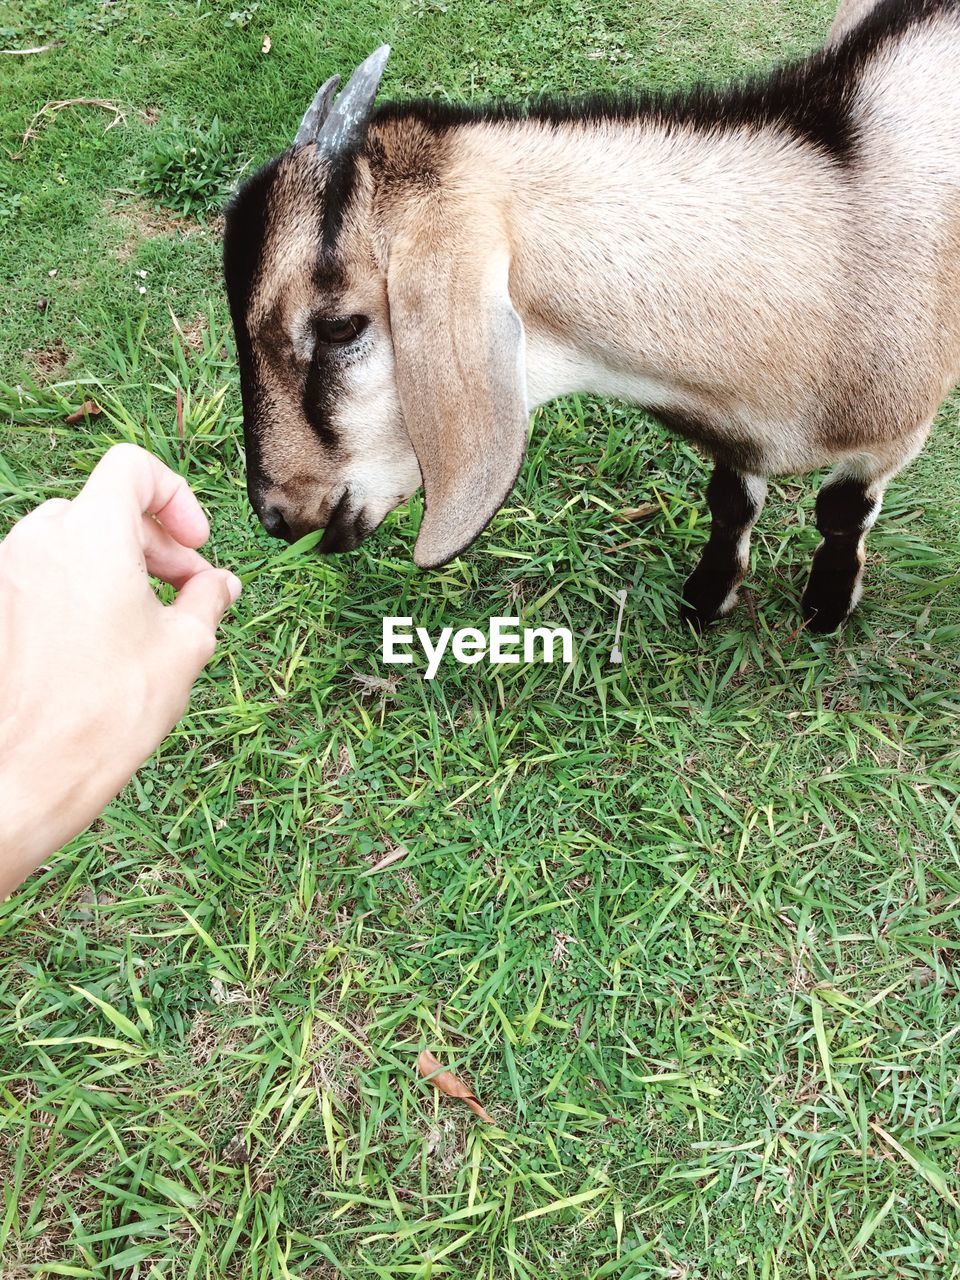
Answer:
[178,613,217,663]
[36,497,71,516]
[194,626,218,664]
[2,505,58,549]
[96,442,143,485]
[203,572,233,617]
[103,441,140,467]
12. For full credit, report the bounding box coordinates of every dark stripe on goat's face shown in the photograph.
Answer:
[802,477,877,632]
[370,0,949,165]
[303,343,343,450]
[320,151,358,253]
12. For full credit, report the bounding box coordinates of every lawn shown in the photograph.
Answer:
[2,0,960,1277]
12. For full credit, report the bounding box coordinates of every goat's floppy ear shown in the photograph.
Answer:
[387,220,529,568]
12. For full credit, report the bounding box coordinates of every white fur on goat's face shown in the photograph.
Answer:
[326,315,423,528]
[224,147,421,553]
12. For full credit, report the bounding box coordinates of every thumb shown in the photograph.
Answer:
[171,566,242,636]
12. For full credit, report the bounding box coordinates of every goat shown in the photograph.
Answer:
[223,0,960,633]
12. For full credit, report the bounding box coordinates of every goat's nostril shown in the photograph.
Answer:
[261,505,292,540]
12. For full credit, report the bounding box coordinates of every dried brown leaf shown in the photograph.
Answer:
[351,671,401,699]
[615,503,658,523]
[64,400,102,425]
[417,1049,494,1124]
[367,844,409,873]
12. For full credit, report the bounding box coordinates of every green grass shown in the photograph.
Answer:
[2,1,960,1277]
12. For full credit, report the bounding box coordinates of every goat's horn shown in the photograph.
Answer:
[295,74,341,147]
[315,44,390,158]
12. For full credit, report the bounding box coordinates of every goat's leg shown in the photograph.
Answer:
[803,424,931,632]
[681,464,767,629]
[801,470,884,632]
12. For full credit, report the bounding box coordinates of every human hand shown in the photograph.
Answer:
[0,443,241,896]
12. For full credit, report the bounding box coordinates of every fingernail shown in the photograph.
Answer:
[226,572,242,603]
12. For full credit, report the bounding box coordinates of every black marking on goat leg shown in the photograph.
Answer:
[802,477,877,633]
[681,464,763,630]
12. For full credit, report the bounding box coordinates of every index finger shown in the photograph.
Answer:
[73,442,210,548]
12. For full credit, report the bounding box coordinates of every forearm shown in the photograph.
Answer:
[0,771,77,900]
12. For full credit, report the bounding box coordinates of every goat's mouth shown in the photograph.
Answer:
[316,490,372,554]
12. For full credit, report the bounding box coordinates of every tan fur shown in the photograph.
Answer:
[247,152,335,509]
[246,151,415,534]
[386,193,529,565]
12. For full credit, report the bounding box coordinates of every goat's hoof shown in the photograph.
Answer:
[680,604,711,634]
[679,600,715,632]
[801,595,848,634]
[681,570,738,631]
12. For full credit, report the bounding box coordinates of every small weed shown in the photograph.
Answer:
[139,116,239,218]
[226,3,260,28]
[0,184,21,225]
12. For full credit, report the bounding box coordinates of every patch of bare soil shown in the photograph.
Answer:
[104,196,224,262]
[24,336,69,380]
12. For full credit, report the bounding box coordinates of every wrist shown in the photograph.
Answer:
[0,692,113,897]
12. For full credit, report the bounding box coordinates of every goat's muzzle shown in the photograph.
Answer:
[253,486,369,553]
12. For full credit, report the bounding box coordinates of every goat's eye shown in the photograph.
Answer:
[316,315,367,346]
